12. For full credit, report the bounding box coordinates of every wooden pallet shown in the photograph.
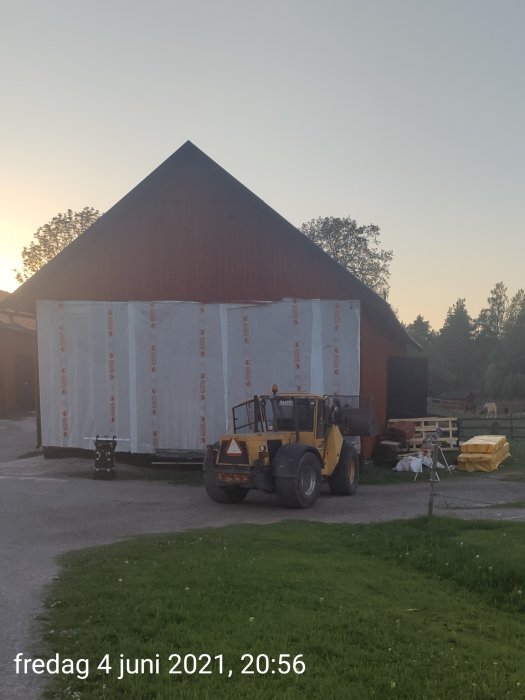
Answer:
[384,416,458,452]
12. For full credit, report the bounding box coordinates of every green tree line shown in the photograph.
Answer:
[407,282,525,399]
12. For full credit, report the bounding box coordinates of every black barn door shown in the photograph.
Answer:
[387,356,428,419]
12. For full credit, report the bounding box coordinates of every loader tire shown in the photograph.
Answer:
[275,451,322,509]
[204,471,249,504]
[328,442,359,495]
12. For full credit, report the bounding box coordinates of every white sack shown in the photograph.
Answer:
[395,455,423,473]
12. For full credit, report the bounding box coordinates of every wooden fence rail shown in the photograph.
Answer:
[457,416,525,442]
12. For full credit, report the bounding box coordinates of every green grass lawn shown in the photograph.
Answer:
[496,441,525,481]
[40,518,525,699]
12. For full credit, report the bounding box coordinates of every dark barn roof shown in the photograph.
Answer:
[3,141,409,345]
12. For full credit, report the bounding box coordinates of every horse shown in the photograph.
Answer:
[483,402,497,418]
[464,399,476,414]
[464,393,476,414]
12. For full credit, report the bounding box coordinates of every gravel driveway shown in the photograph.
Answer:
[2,417,525,699]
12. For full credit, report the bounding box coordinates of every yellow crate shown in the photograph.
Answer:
[457,442,510,472]
[460,435,507,454]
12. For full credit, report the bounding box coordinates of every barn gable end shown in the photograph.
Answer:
[3,142,415,452]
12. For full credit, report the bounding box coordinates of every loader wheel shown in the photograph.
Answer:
[328,442,359,496]
[275,452,322,509]
[204,471,249,504]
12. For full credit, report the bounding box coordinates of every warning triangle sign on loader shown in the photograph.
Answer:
[226,438,242,456]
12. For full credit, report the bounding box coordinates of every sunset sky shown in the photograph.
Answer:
[1,0,523,329]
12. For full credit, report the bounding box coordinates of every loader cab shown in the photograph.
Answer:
[232,393,327,439]
[231,392,371,440]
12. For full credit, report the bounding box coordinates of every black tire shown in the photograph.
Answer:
[275,451,322,509]
[203,469,249,504]
[328,442,359,495]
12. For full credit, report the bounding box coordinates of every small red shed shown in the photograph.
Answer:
[0,296,36,416]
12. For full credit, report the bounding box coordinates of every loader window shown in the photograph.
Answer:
[266,398,315,432]
[296,398,315,431]
[232,400,256,433]
[316,399,327,436]
[269,398,295,431]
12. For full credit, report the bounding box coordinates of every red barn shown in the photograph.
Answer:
[1,141,417,455]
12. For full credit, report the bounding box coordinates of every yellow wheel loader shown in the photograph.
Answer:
[203,388,378,509]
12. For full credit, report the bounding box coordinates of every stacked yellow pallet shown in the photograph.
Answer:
[457,435,510,472]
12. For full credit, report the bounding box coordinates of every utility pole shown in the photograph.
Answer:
[427,441,439,518]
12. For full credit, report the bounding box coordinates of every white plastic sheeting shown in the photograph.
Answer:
[37,299,360,452]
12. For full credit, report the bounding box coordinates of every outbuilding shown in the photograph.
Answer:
[0,292,36,417]
[2,141,421,457]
